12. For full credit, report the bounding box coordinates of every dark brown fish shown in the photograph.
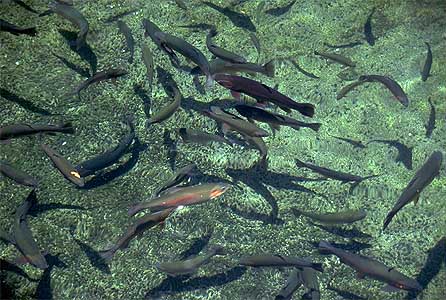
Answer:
[142,19,180,66]
[421,42,432,81]
[293,208,366,225]
[0,161,38,187]
[329,134,366,149]
[275,269,303,300]
[156,245,225,276]
[48,2,89,50]
[214,74,314,116]
[288,59,319,79]
[383,151,443,230]
[204,106,269,137]
[358,75,409,107]
[0,122,74,140]
[141,44,154,92]
[319,241,422,292]
[117,20,134,63]
[73,68,127,96]
[364,8,376,46]
[336,80,366,100]
[0,19,37,36]
[128,182,230,216]
[239,254,323,272]
[235,104,321,132]
[41,144,84,187]
[147,86,181,125]
[178,128,232,146]
[99,209,173,260]
[314,50,356,67]
[206,29,247,64]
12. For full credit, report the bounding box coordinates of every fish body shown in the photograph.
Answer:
[204,106,269,137]
[75,120,135,177]
[153,163,197,196]
[10,190,48,269]
[128,182,230,215]
[319,241,422,292]
[293,208,366,224]
[421,42,432,81]
[0,19,37,36]
[239,254,323,272]
[99,209,173,260]
[364,8,376,46]
[141,44,154,92]
[117,20,134,63]
[383,151,442,230]
[289,59,319,79]
[147,86,181,125]
[314,51,356,67]
[0,161,38,187]
[275,269,303,300]
[214,74,314,116]
[41,144,84,187]
[178,128,232,145]
[73,68,127,96]
[49,2,89,50]
[235,104,320,132]
[0,122,74,140]
[142,19,180,66]
[206,29,247,64]
[300,267,320,300]
[329,135,365,149]
[208,58,274,77]
[358,75,409,107]
[156,245,225,276]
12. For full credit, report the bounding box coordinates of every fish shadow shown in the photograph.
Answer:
[202,2,256,32]
[28,203,86,217]
[52,52,91,78]
[309,222,373,240]
[156,67,179,98]
[34,253,67,300]
[58,29,98,75]
[144,266,247,299]
[133,84,151,120]
[406,236,446,299]
[73,238,110,274]
[0,88,54,116]
[80,138,147,189]
[178,233,212,260]
[162,130,177,171]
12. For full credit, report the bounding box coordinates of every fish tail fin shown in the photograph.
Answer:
[382,212,395,231]
[61,122,75,134]
[295,159,307,168]
[361,174,380,181]
[263,60,275,77]
[312,262,324,272]
[318,241,334,254]
[295,104,315,117]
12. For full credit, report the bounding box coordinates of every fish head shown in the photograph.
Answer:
[209,182,231,199]
[393,279,423,292]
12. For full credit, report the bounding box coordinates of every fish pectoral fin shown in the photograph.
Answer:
[381,284,401,293]
[413,193,420,205]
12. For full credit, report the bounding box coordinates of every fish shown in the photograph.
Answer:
[329,134,366,149]
[154,30,213,87]
[235,104,321,132]
[11,0,40,14]
[72,68,128,97]
[141,44,154,92]
[0,122,74,140]
[99,209,173,261]
[358,75,409,107]
[156,245,225,276]
[75,119,135,177]
[367,139,412,170]
[383,151,443,230]
[178,128,232,146]
[128,182,230,216]
[214,74,315,116]
[204,106,270,137]
[0,161,38,188]
[300,267,320,300]
[265,0,296,16]
[364,8,376,46]
[202,1,256,32]
[275,269,303,300]
[0,190,48,269]
[47,2,89,50]
[117,20,134,63]
[319,241,422,292]
[192,58,274,78]
[147,86,181,125]
[0,19,37,36]
[295,159,378,184]
[288,59,319,79]
[41,144,84,187]
[239,254,323,272]
[314,50,356,67]
[206,29,247,64]
[243,135,268,162]
[421,42,432,82]
[336,80,366,100]
[142,19,180,66]
[292,208,367,225]
[153,163,197,197]
[425,98,436,138]
[0,88,54,116]
[323,41,363,49]
[103,9,139,23]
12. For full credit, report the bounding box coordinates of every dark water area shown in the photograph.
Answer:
[1,0,445,299]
